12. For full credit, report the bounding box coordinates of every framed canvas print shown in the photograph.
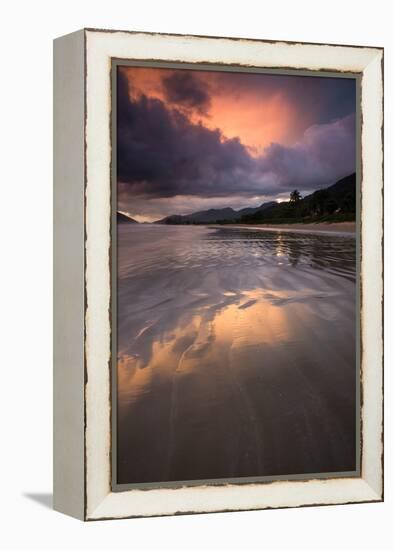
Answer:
[53,29,383,520]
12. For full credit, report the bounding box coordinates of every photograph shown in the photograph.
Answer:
[1,0,387,542]
[114,63,359,486]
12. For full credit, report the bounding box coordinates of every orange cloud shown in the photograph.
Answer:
[119,66,305,154]
[207,89,298,155]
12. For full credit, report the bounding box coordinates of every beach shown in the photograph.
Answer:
[116,224,357,484]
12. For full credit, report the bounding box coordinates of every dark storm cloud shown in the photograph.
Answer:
[117,70,355,202]
[117,70,252,198]
[162,71,211,115]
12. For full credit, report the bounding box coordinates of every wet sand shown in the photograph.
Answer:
[116,225,357,485]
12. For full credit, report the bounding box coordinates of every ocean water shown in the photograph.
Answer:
[116,225,357,484]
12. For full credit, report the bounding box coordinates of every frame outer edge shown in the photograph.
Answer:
[83,29,384,520]
[53,29,86,521]
[360,49,384,500]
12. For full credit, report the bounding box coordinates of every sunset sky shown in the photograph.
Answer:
[117,65,356,222]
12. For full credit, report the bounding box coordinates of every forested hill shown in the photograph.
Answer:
[152,173,356,226]
[238,173,356,225]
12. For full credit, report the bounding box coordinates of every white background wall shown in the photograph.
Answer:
[0,1,391,548]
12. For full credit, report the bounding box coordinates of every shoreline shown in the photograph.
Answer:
[209,222,356,236]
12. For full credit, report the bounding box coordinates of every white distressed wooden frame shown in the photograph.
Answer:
[53,28,383,521]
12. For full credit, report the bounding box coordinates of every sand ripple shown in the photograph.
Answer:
[116,225,357,484]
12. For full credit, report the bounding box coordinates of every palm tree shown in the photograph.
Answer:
[290,189,302,203]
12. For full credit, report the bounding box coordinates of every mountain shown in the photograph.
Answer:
[236,202,277,218]
[239,173,356,224]
[154,174,355,225]
[117,212,138,223]
[155,201,276,225]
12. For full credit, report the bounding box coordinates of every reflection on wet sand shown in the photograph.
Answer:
[117,225,357,484]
